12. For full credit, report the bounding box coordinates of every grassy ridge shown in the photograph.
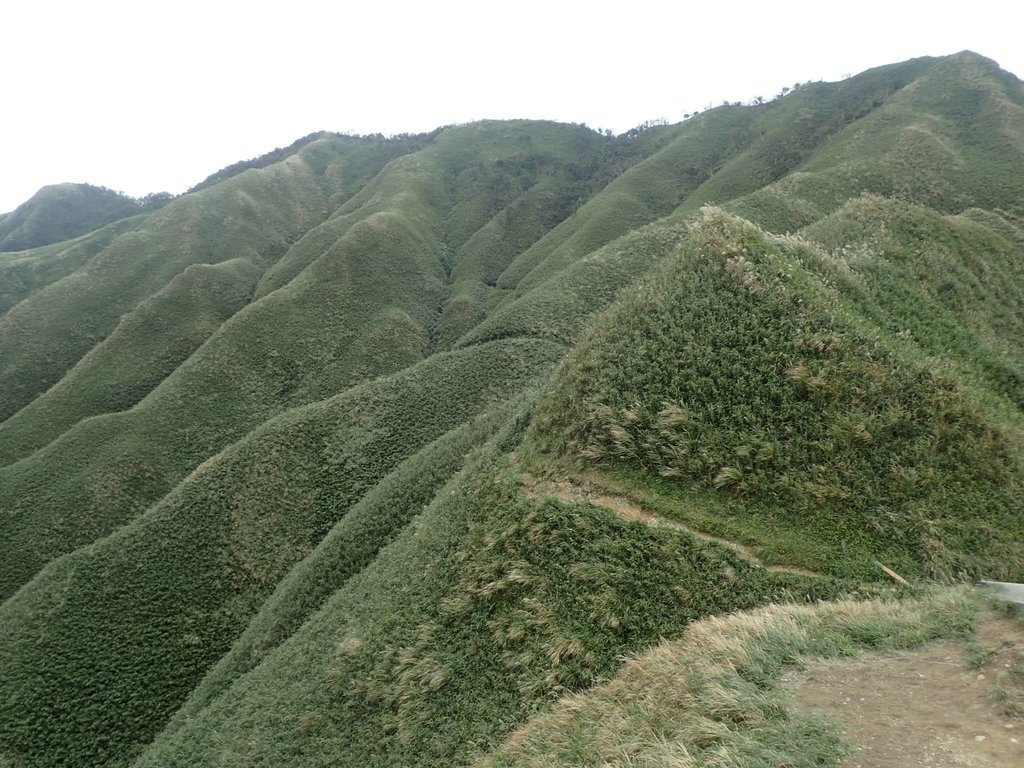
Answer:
[460,222,689,347]
[0,183,143,252]
[0,157,332,423]
[0,339,562,768]
[495,111,745,293]
[162,400,521,734]
[0,139,459,596]
[726,53,1024,233]
[674,56,935,225]
[530,209,1023,581]
[0,258,261,464]
[803,196,1024,412]
[0,216,145,314]
[478,589,978,767]
[0,120,617,597]
[0,52,1021,768]
[133,431,842,768]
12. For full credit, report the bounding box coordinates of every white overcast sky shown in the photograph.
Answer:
[1,0,1021,212]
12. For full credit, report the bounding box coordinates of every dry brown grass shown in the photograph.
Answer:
[478,589,977,767]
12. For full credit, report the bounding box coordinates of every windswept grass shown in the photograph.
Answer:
[0,153,333,422]
[1,52,1022,768]
[531,209,1024,581]
[479,588,978,767]
[132,433,844,768]
[725,53,1024,233]
[0,142,454,595]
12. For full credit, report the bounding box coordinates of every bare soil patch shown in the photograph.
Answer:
[786,614,1024,767]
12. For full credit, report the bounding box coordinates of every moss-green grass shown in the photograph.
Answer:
[460,221,689,347]
[0,52,1022,768]
[724,53,1024,233]
[0,339,562,768]
[530,209,1023,582]
[0,215,145,314]
[0,183,143,252]
[132,432,845,768]
[495,108,754,293]
[0,142,457,595]
[0,258,261,464]
[0,155,332,423]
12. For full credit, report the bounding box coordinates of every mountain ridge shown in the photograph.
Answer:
[0,51,1021,768]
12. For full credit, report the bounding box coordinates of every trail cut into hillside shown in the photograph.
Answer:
[785,611,1024,767]
[522,473,822,577]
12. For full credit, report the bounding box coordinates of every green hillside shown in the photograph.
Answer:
[0,52,1022,768]
[0,183,151,252]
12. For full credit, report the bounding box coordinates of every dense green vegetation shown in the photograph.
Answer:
[530,208,1023,582]
[132,434,844,768]
[0,183,159,252]
[0,52,1022,767]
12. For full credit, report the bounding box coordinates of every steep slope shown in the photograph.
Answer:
[131,430,836,768]
[530,208,1023,581]
[0,258,262,461]
[0,122,612,600]
[0,215,144,314]
[726,52,1024,231]
[0,339,562,768]
[0,156,328,424]
[0,51,1022,768]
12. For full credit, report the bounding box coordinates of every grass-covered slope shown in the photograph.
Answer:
[726,52,1024,232]
[132,432,839,768]
[803,196,1024,411]
[494,111,742,292]
[0,51,1022,768]
[0,121,617,597]
[0,339,562,768]
[0,183,144,252]
[478,589,979,767]
[0,216,145,314]
[459,222,689,347]
[0,258,262,463]
[0,172,446,594]
[531,208,1023,582]
[0,157,330,423]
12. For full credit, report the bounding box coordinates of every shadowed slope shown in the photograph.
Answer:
[459,222,689,347]
[132,434,836,768]
[0,156,448,596]
[0,121,617,597]
[0,183,144,252]
[494,113,740,292]
[0,216,145,314]
[0,339,562,768]
[0,258,262,464]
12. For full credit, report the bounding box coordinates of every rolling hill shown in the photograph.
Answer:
[0,51,1021,768]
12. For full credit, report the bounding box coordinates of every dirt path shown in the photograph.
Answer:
[523,476,821,577]
[786,614,1024,767]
